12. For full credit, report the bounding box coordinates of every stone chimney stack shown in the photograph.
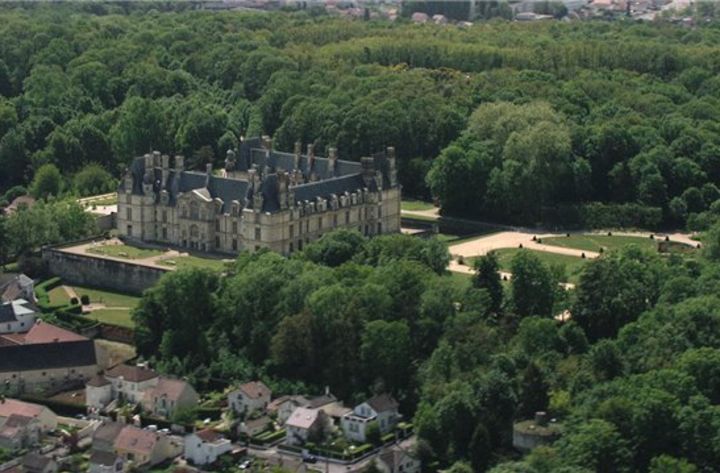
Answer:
[293,141,302,170]
[278,171,289,210]
[361,156,375,186]
[161,154,170,189]
[307,144,315,181]
[262,135,273,150]
[153,150,161,167]
[174,155,184,172]
[386,146,397,187]
[328,147,337,175]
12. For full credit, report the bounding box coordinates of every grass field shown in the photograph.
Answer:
[87,244,162,259]
[156,256,229,271]
[82,308,134,328]
[72,286,140,308]
[486,248,589,283]
[48,286,70,305]
[542,234,658,252]
[401,199,436,212]
[82,194,117,206]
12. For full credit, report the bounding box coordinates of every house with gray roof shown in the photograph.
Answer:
[0,299,37,334]
[116,137,401,255]
[341,394,400,443]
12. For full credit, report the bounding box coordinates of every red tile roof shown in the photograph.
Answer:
[0,399,46,419]
[114,426,159,455]
[195,428,222,443]
[238,381,271,400]
[23,321,87,344]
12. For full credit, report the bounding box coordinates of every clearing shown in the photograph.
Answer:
[542,234,658,252]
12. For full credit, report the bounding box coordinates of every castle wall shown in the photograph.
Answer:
[42,246,168,295]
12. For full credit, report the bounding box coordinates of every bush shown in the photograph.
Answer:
[35,277,62,309]
[70,297,78,305]
[80,294,90,305]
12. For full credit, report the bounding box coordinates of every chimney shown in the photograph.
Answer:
[153,150,161,167]
[278,172,289,210]
[534,411,548,427]
[161,154,170,170]
[293,141,302,170]
[307,144,315,181]
[328,147,337,175]
[262,135,273,150]
[361,156,375,187]
[386,146,397,187]
[174,155,184,171]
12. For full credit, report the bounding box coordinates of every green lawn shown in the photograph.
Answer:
[156,255,228,271]
[82,308,134,328]
[542,234,657,253]
[87,244,162,259]
[72,286,140,308]
[48,286,70,305]
[82,194,117,206]
[401,199,435,212]
[446,270,472,289]
[488,248,589,284]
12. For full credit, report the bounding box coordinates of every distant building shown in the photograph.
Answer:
[512,412,562,452]
[184,428,232,466]
[19,453,58,473]
[0,299,37,334]
[411,11,429,23]
[285,408,330,446]
[228,381,271,416]
[113,425,182,469]
[117,138,400,255]
[0,399,57,451]
[0,274,35,304]
[0,321,97,395]
[341,394,399,443]
[142,378,199,419]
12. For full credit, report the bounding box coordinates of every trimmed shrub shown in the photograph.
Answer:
[80,295,90,305]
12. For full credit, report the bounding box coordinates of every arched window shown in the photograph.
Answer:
[190,225,199,238]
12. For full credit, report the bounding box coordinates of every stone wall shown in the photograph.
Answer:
[42,246,168,295]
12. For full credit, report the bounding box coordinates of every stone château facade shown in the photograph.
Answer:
[117,137,401,254]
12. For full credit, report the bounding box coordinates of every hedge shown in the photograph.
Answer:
[35,277,63,310]
[541,203,663,230]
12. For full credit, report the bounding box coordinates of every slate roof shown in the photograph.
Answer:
[0,299,35,323]
[92,422,125,445]
[121,138,394,216]
[0,339,96,373]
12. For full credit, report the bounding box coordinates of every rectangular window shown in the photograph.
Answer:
[215,236,220,248]
[232,221,238,233]
[127,225,133,236]
[215,220,220,231]
[255,227,261,240]
[377,223,382,234]
[333,215,337,227]
[126,208,132,220]
[378,206,382,217]
[289,242,294,253]
[162,227,167,239]
[345,211,350,224]
[289,225,294,239]
[232,239,237,251]
[162,211,167,223]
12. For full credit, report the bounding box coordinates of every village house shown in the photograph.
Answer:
[142,378,199,419]
[0,321,97,395]
[0,399,57,451]
[117,138,401,255]
[376,445,421,473]
[184,428,232,466]
[285,407,330,446]
[0,299,37,334]
[228,381,271,416]
[86,365,198,419]
[88,421,125,473]
[113,425,183,469]
[341,394,399,443]
[268,391,341,425]
[88,450,123,473]
[0,274,34,304]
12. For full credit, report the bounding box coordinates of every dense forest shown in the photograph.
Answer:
[3,5,720,229]
[134,224,720,473]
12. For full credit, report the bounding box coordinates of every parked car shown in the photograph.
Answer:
[303,454,317,464]
[239,459,253,470]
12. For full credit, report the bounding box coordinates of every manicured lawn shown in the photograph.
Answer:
[48,286,70,305]
[87,244,162,259]
[156,255,229,271]
[488,248,589,284]
[542,234,657,252]
[446,270,472,289]
[401,199,435,212]
[82,308,134,328]
[72,286,140,308]
[82,194,117,206]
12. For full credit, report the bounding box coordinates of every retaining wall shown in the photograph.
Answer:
[42,246,168,295]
